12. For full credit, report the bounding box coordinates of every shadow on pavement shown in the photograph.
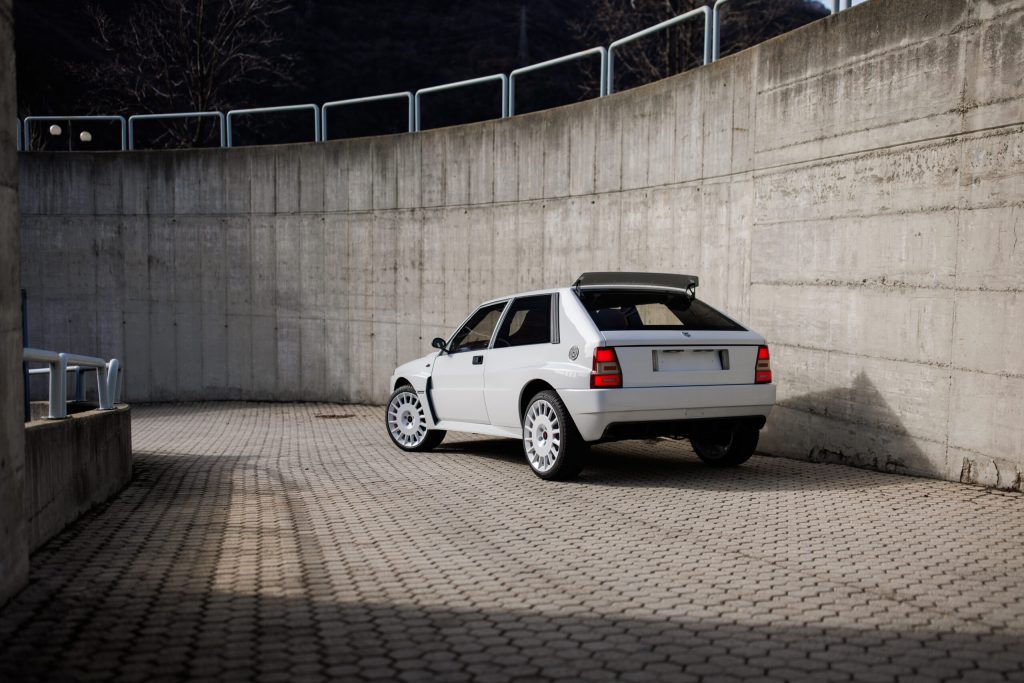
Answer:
[1,405,1018,682]
[434,436,905,491]
[2,577,1021,681]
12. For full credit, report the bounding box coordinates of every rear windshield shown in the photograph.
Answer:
[578,289,745,332]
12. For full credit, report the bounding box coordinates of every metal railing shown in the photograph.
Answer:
[28,365,114,404]
[509,47,608,116]
[713,0,842,61]
[415,74,509,132]
[22,115,127,151]
[322,92,414,139]
[226,104,321,147]
[23,348,122,419]
[609,6,711,95]
[16,2,862,149]
[128,111,226,150]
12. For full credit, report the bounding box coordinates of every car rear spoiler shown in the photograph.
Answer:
[572,272,699,298]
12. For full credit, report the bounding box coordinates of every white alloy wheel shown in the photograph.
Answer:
[387,390,429,449]
[523,399,562,474]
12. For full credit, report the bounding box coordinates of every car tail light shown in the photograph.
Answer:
[591,347,622,388]
[755,345,772,384]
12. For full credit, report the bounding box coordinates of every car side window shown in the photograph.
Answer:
[494,295,552,348]
[448,302,507,353]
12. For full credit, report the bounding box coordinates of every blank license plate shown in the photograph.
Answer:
[654,349,722,372]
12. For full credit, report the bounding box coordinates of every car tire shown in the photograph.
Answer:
[690,423,758,467]
[522,390,587,481]
[385,386,446,452]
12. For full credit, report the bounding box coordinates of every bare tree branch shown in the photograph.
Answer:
[572,0,826,94]
[70,0,295,147]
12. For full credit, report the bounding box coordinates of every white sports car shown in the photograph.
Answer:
[386,272,776,480]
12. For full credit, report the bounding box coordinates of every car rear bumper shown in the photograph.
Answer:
[559,384,776,442]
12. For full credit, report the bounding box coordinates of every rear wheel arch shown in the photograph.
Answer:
[393,377,413,390]
[519,379,557,420]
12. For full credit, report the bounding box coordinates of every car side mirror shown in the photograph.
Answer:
[431,337,447,353]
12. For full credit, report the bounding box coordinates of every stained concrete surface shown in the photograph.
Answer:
[17,0,1024,489]
[1,403,1022,681]
[0,0,27,607]
[24,405,132,552]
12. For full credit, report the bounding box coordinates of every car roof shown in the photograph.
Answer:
[479,287,568,307]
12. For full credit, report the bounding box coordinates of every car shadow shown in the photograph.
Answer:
[434,437,523,463]
[434,434,905,492]
[762,370,952,483]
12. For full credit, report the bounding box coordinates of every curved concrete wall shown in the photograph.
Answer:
[19,0,1024,489]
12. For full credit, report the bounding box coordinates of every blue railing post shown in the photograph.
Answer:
[128,111,227,150]
[321,92,414,139]
[414,74,509,132]
[226,104,321,147]
[509,47,608,116]
[22,115,127,151]
[607,6,711,95]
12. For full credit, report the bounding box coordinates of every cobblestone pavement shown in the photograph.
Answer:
[1,403,1023,683]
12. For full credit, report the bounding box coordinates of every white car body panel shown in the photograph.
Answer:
[561,384,776,442]
[431,420,521,440]
[430,350,490,423]
[388,282,776,445]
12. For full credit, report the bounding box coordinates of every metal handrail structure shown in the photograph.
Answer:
[608,6,711,95]
[712,0,841,61]
[23,115,128,151]
[415,74,509,132]
[28,364,122,403]
[712,0,731,62]
[23,349,64,419]
[128,111,227,150]
[23,348,122,419]
[322,92,414,139]
[226,104,321,147]
[16,2,864,149]
[509,47,608,116]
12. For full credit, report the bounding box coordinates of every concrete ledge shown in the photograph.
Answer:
[24,405,132,552]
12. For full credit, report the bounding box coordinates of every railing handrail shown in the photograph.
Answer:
[128,111,227,150]
[608,6,711,95]
[322,92,414,139]
[16,3,858,149]
[22,115,128,151]
[712,0,840,62]
[23,348,123,419]
[226,104,321,147]
[509,46,608,116]
[414,74,509,132]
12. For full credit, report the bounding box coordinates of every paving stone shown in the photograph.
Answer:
[0,402,1021,682]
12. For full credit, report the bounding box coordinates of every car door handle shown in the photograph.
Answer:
[472,355,483,365]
